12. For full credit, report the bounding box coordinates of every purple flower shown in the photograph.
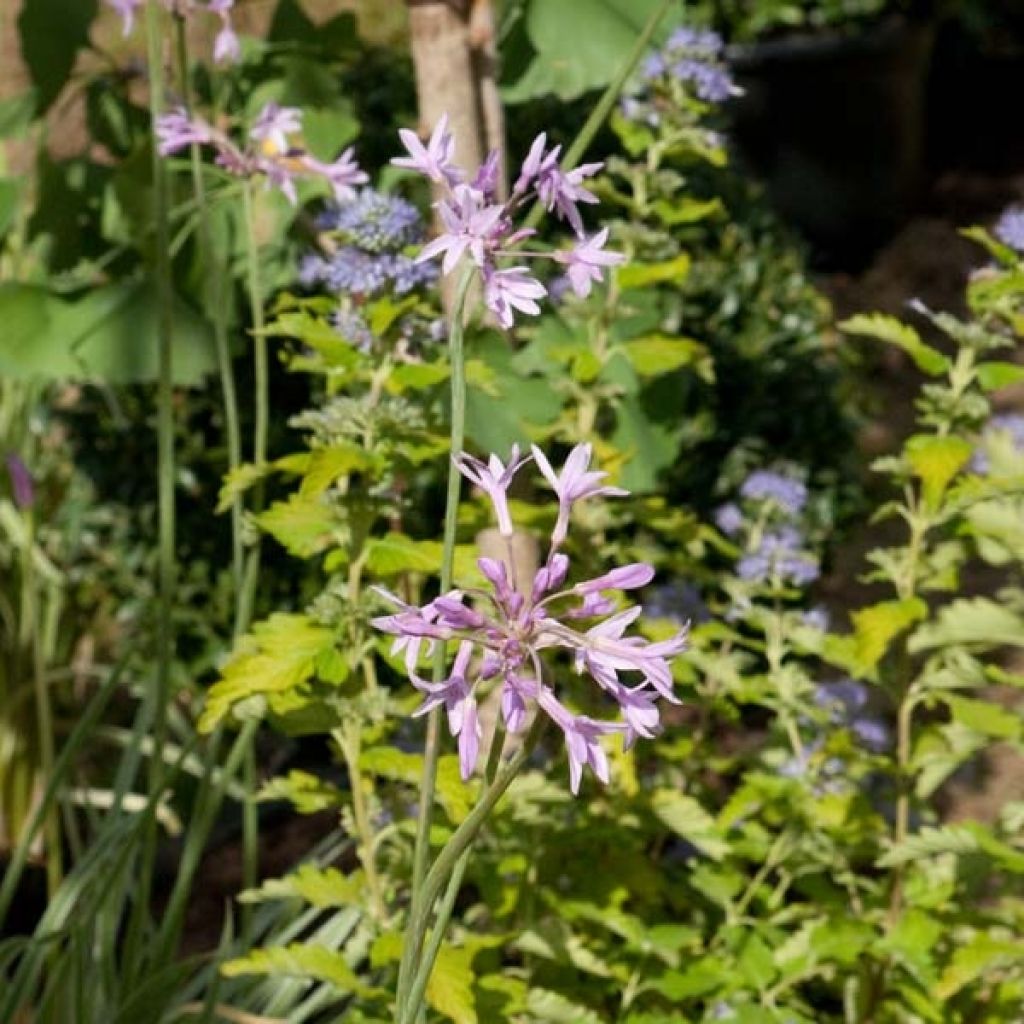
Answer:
[250,103,302,154]
[994,205,1024,253]
[553,228,625,298]
[483,266,546,329]
[418,184,505,274]
[372,445,690,793]
[396,118,614,327]
[155,108,216,156]
[5,454,34,510]
[740,469,808,516]
[666,26,723,55]
[455,444,531,537]
[392,112,461,186]
[531,443,628,550]
[852,718,890,753]
[106,0,144,35]
[298,148,368,202]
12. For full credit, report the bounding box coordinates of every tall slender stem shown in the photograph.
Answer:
[21,511,60,896]
[123,1,176,975]
[396,264,476,1015]
[174,19,244,603]
[400,718,543,1024]
[235,178,269,935]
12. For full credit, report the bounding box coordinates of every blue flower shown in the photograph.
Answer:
[801,606,829,631]
[737,528,819,585]
[971,413,1024,474]
[332,309,374,352]
[666,26,723,56]
[318,188,423,253]
[815,680,868,719]
[672,59,737,103]
[714,501,743,535]
[644,581,709,624]
[852,718,891,753]
[994,205,1024,253]
[740,469,808,516]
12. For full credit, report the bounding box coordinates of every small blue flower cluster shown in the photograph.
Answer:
[302,187,439,301]
[332,309,374,353]
[719,466,819,587]
[994,204,1024,254]
[644,581,710,624]
[317,188,422,253]
[637,25,738,104]
[971,412,1024,474]
[815,680,890,753]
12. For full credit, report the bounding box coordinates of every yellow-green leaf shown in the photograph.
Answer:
[240,865,364,908]
[619,334,709,378]
[851,598,928,671]
[221,943,365,993]
[386,361,450,393]
[256,494,339,557]
[365,533,442,575]
[426,944,477,1024]
[650,789,728,860]
[840,313,948,375]
[299,444,370,497]
[616,253,691,290]
[905,434,972,510]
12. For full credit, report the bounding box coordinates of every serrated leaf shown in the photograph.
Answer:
[906,434,972,509]
[257,769,346,814]
[840,313,948,375]
[216,462,273,513]
[200,615,336,731]
[240,865,363,908]
[427,944,477,1024]
[619,334,709,378]
[650,789,728,860]
[850,598,928,671]
[944,695,1021,739]
[910,597,1024,652]
[977,361,1024,391]
[877,824,978,867]
[934,934,1024,1000]
[616,253,691,290]
[257,494,340,557]
[365,533,442,575]
[299,444,371,497]
[221,943,365,992]
[386,360,451,394]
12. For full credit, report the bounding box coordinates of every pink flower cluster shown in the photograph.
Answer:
[155,103,367,205]
[372,444,689,794]
[106,0,240,64]
[391,116,624,328]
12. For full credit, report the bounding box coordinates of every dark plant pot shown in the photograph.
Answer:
[727,17,936,266]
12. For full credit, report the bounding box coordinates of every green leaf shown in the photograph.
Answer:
[905,434,972,509]
[877,824,978,867]
[650,789,729,860]
[944,696,1021,740]
[386,361,451,394]
[502,0,670,103]
[525,988,601,1024]
[647,960,726,1001]
[0,92,37,137]
[257,770,345,814]
[427,944,477,1024]
[840,313,948,375]
[365,533,442,575]
[200,614,336,731]
[909,597,1024,652]
[619,334,709,378]
[240,865,363,908]
[18,0,97,112]
[612,394,683,493]
[0,179,22,237]
[850,598,928,671]
[221,943,366,993]
[299,444,371,497]
[257,494,340,557]
[934,934,1024,1000]
[651,197,723,226]
[616,253,691,290]
[977,361,1024,392]
[216,462,273,514]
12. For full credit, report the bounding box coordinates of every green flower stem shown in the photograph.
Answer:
[400,718,542,1024]
[174,18,244,603]
[405,721,509,1024]
[396,263,476,1013]
[522,0,674,233]
[20,511,60,897]
[235,177,270,938]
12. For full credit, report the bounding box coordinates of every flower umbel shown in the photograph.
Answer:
[372,444,689,793]
[156,103,367,205]
[391,116,622,327]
